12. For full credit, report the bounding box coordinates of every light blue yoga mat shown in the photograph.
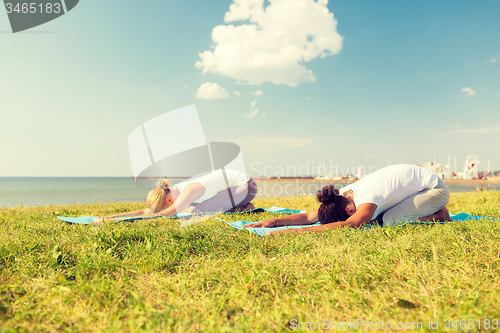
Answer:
[218,213,500,237]
[57,206,306,225]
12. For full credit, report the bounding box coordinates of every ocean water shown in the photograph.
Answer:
[0,177,150,208]
[0,177,491,208]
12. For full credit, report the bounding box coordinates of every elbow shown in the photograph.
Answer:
[306,212,319,223]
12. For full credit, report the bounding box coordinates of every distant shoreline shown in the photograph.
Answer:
[131,176,500,184]
[254,178,353,183]
[441,177,500,184]
[254,177,500,184]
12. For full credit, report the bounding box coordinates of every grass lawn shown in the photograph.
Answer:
[1,192,500,332]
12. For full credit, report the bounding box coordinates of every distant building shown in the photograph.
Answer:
[423,161,452,179]
[423,155,480,180]
[456,155,480,180]
[356,166,364,179]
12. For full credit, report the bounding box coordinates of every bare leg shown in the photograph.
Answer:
[418,207,453,222]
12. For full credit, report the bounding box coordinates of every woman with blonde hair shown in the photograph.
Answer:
[97,169,257,221]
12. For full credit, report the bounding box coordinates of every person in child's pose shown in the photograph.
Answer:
[95,170,257,223]
[246,164,452,234]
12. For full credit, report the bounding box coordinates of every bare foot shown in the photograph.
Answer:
[419,207,453,222]
[434,207,453,221]
[227,202,256,213]
[244,202,255,211]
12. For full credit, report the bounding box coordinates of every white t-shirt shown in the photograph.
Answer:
[339,165,438,218]
[175,169,250,203]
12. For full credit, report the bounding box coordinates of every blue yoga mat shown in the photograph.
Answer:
[218,212,500,237]
[57,206,306,225]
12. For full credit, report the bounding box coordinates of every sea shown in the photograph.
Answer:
[0,177,491,208]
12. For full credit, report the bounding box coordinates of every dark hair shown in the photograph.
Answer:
[316,184,349,224]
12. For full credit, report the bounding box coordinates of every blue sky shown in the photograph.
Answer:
[1,0,499,177]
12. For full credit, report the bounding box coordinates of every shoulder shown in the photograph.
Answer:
[352,187,381,207]
[183,182,205,193]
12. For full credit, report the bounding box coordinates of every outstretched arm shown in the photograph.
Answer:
[104,209,151,219]
[245,209,319,228]
[96,183,205,222]
[93,208,151,224]
[269,203,377,235]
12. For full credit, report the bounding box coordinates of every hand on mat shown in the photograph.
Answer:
[92,218,103,225]
[245,219,277,228]
[268,229,301,236]
[93,216,115,225]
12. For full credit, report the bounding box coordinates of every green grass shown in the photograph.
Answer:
[1,192,500,332]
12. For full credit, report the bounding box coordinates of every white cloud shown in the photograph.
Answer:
[195,0,343,87]
[243,108,259,118]
[243,100,259,117]
[233,91,241,97]
[485,55,499,63]
[251,90,264,96]
[195,82,229,99]
[261,112,266,117]
[183,84,189,88]
[445,126,500,135]
[461,87,475,96]
[450,124,460,129]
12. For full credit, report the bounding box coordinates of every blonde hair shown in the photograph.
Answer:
[146,178,171,213]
